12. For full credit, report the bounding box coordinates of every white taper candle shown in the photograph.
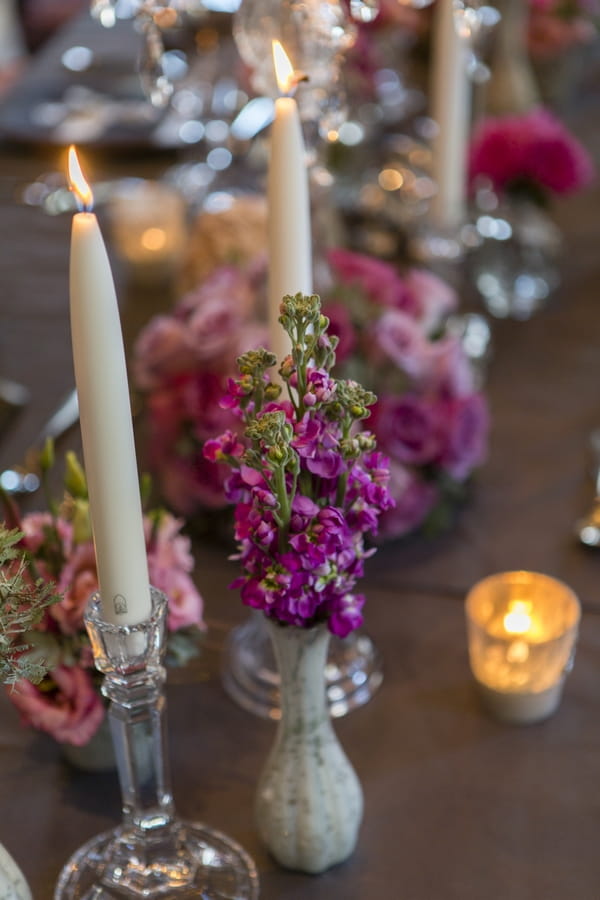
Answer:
[68,147,151,626]
[429,0,472,231]
[267,41,313,366]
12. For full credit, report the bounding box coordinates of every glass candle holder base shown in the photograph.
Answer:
[476,678,564,725]
[222,612,383,720]
[55,819,259,900]
[55,588,259,900]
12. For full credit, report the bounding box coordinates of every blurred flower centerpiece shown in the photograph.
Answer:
[467,106,595,319]
[527,0,599,106]
[134,244,487,542]
[3,447,204,769]
[133,263,267,532]
[324,248,489,538]
[204,292,393,873]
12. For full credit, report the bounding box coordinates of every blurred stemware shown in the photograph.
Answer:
[233,0,356,130]
[453,0,501,83]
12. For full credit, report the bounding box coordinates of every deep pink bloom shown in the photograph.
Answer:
[378,462,439,539]
[437,393,490,480]
[371,310,430,379]
[8,666,104,747]
[328,248,406,308]
[132,316,196,390]
[370,394,442,466]
[469,107,595,196]
[403,269,457,334]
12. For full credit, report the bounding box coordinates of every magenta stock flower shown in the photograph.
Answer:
[469,107,595,197]
[205,295,394,637]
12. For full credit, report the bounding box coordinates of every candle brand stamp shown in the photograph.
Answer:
[113,594,128,615]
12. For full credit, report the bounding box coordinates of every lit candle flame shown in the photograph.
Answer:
[503,601,532,636]
[67,145,94,211]
[272,40,295,95]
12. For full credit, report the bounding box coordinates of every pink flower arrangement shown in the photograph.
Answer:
[133,266,267,518]
[5,452,204,748]
[468,107,595,200]
[134,250,488,541]
[527,0,598,59]
[324,249,488,538]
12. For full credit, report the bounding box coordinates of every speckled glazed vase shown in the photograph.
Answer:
[0,843,31,900]
[255,619,363,874]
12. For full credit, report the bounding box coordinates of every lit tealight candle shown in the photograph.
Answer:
[267,40,312,367]
[107,180,186,282]
[465,571,580,724]
[68,146,152,627]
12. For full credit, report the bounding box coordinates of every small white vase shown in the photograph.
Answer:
[255,619,363,874]
[0,843,31,900]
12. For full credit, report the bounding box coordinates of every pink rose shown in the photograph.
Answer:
[151,567,204,631]
[180,266,255,320]
[55,541,98,634]
[371,310,430,379]
[378,462,438,539]
[403,269,457,334]
[422,335,476,397]
[328,248,406,308]
[437,393,489,480]
[371,394,442,466]
[8,665,104,746]
[146,512,204,631]
[145,512,193,572]
[187,298,243,366]
[133,317,196,390]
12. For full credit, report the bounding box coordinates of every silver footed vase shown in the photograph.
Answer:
[255,618,363,874]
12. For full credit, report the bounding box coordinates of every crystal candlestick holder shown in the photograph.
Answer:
[54,587,259,900]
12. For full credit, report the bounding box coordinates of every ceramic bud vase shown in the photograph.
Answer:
[255,619,363,874]
[0,843,31,900]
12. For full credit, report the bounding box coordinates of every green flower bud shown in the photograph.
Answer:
[64,451,88,499]
[39,437,55,473]
[71,497,92,543]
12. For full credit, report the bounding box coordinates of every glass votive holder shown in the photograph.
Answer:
[107,180,187,283]
[465,571,580,724]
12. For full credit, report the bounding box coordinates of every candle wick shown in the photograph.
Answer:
[284,71,309,98]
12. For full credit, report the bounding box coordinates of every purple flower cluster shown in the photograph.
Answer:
[204,297,394,637]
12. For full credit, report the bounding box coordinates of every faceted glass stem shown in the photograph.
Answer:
[54,588,258,900]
